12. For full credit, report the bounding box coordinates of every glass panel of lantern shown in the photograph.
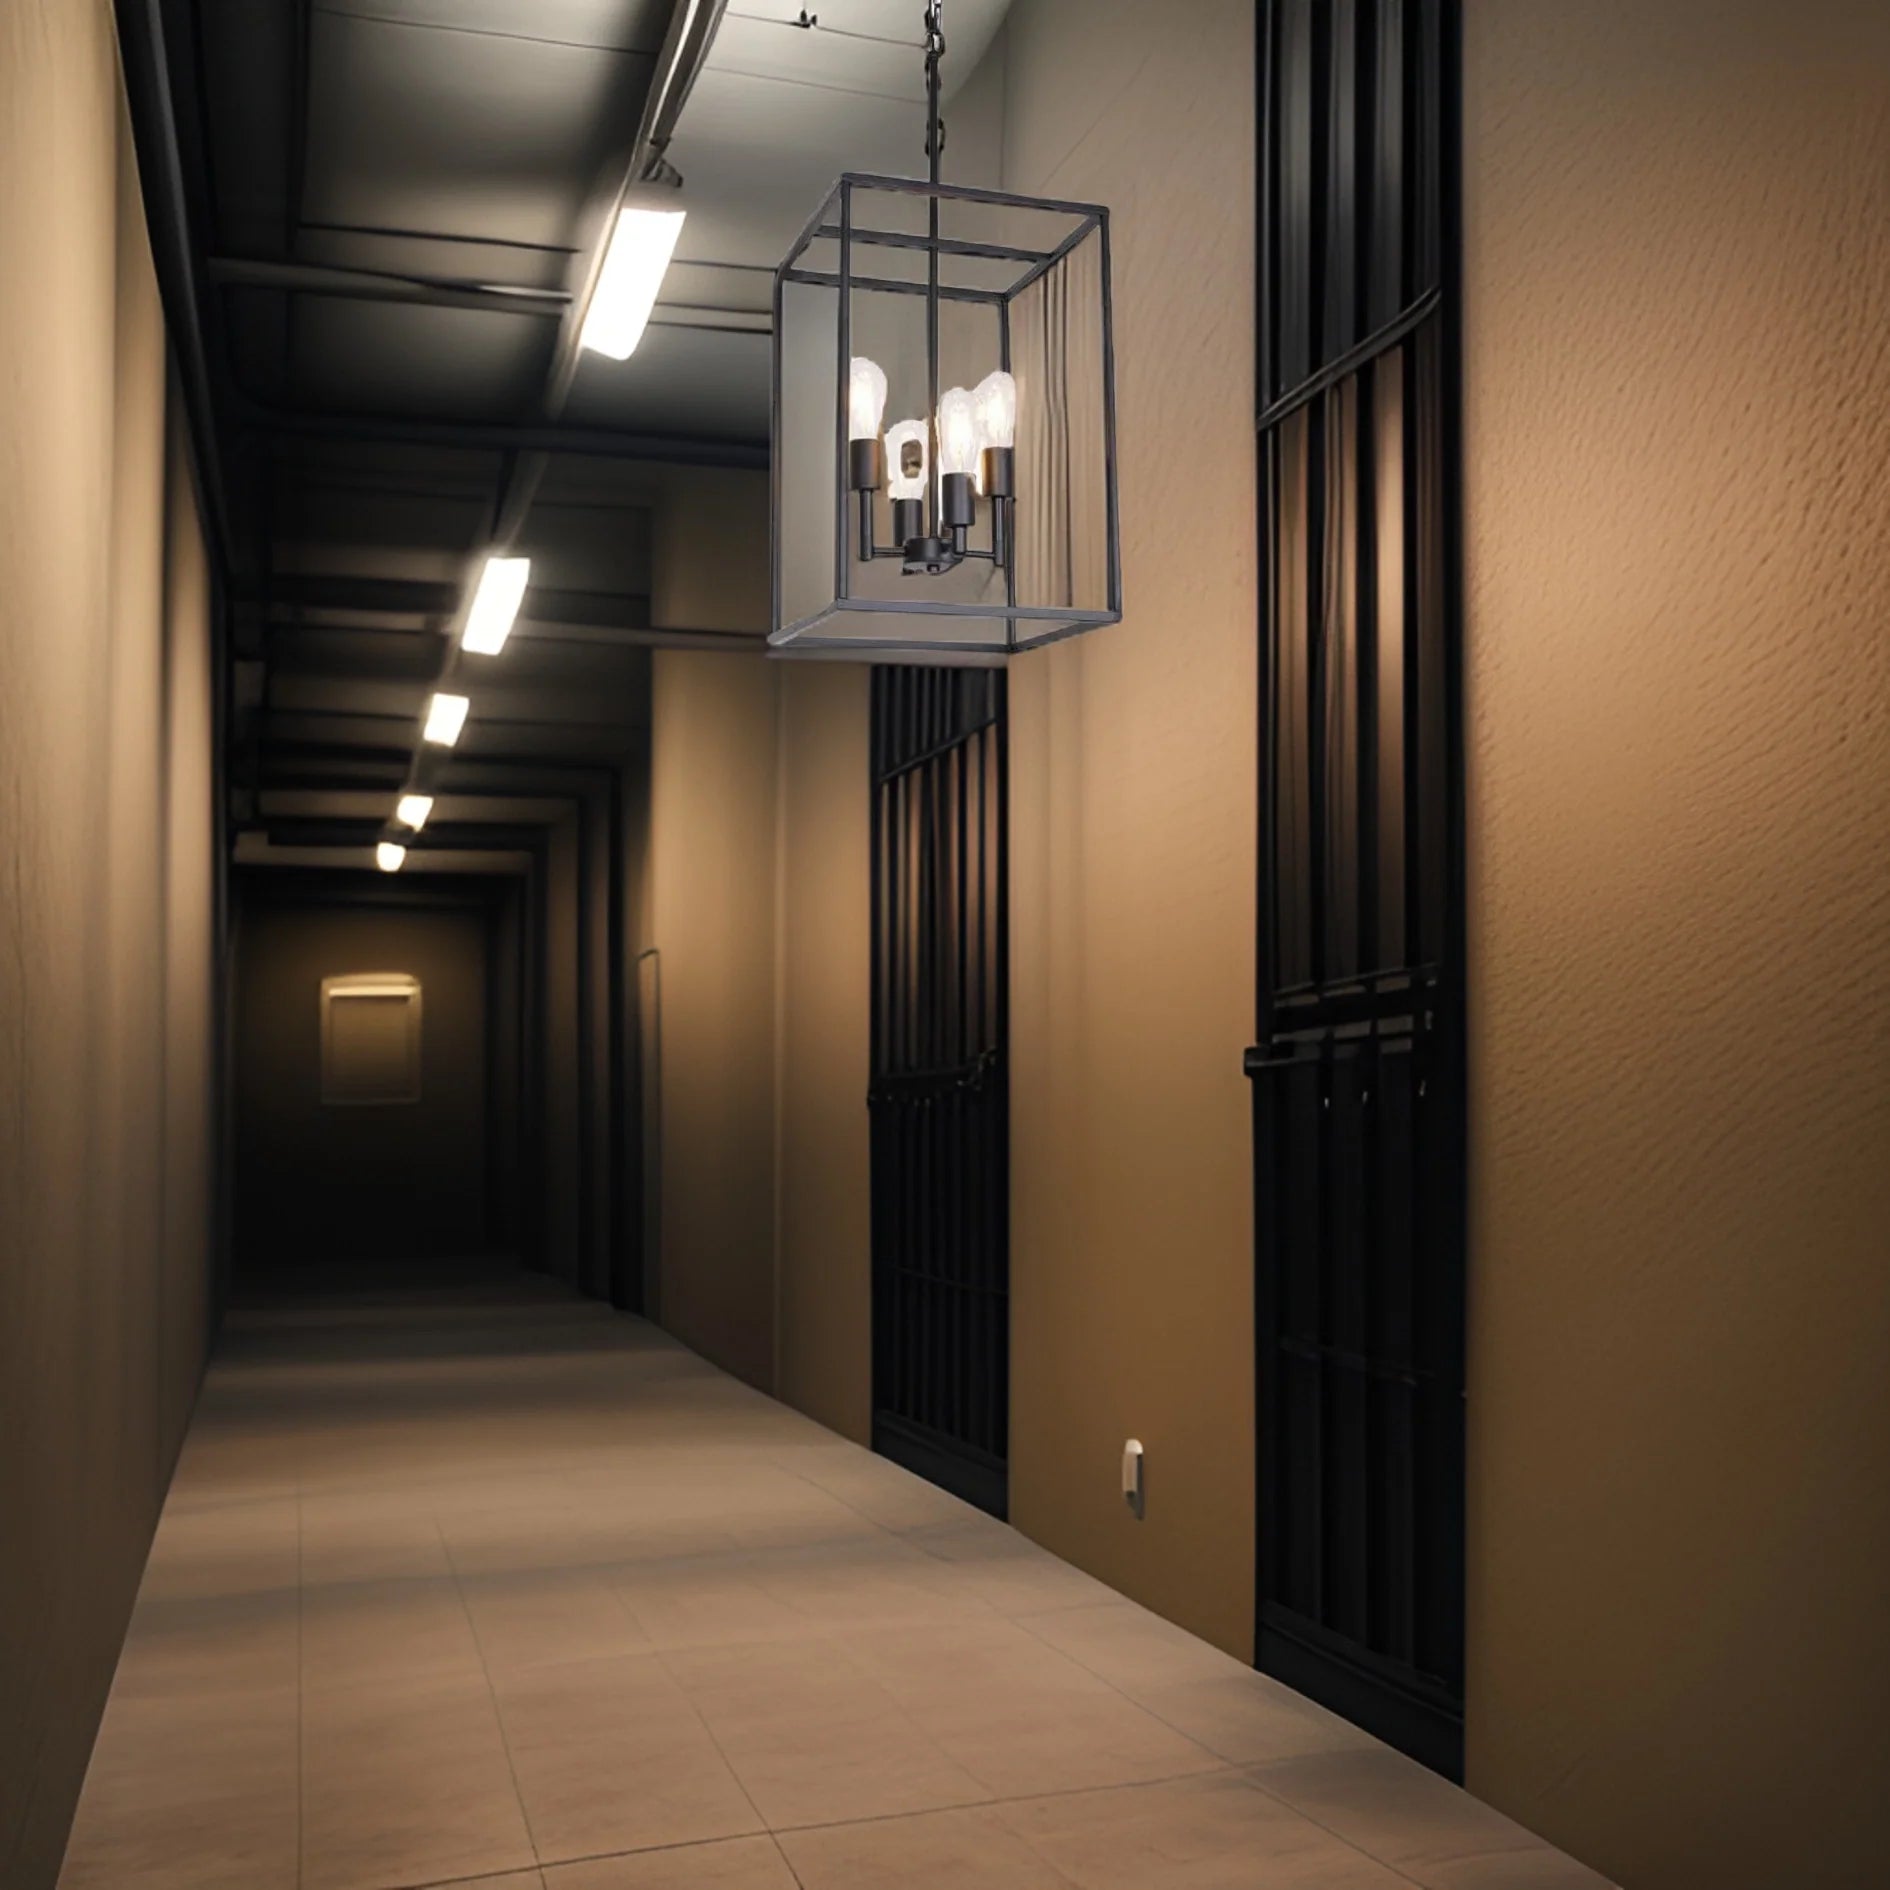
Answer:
[770,173,1120,658]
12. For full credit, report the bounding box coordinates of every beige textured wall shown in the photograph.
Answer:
[1462,6,1890,1886]
[646,649,781,1388]
[0,6,219,1881]
[773,664,873,1442]
[160,384,217,1457]
[1001,0,1259,1658]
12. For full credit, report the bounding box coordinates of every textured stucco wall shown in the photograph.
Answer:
[160,381,217,1460]
[1462,6,1890,1885]
[0,5,219,1881]
[773,663,873,1443]
[646,649,781,1389]
[1000,0,1259,1658]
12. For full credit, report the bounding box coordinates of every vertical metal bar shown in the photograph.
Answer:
[926,107,941,537]
[1258,0,1277,409]
[1357,363,1380,974]
[1098,211,1123,618]
[836,179,853,602]
[771,260,785,635]
[1307,389,1330,990]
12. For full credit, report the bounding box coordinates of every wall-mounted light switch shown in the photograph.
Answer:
[1122,1438,1145,1519]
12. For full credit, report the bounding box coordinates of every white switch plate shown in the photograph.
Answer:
[1122,1438,1144,1519]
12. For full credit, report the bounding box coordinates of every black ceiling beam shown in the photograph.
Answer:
[245,737,412,769]
[209,255,573,319]
[245,574,648,626]
[255,704,642,734]
[265,619,757,656]
[231,866,514,912]
[250,749,629,783]
[244,577,759,650]
[263,819,558,849]
[209,256,768,335]
[114,0,233,572]
[231,397,767,469]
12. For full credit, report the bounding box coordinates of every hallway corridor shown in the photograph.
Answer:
[59,1280,1606,1890]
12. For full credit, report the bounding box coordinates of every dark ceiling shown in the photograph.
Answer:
[132,0,1009,869]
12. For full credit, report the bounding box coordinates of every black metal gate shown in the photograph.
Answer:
[1250,0,1466,1775]
[869,666,1009,1517]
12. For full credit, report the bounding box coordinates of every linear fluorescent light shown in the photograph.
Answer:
[580,206,686,361]
[375,842,407,873]
[395,793,434,831]
[423,692,470,746]
[461,555,531,656]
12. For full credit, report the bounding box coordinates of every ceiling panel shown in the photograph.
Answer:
[302,10,655,249]
[563,323,770,440]
[314,0,670,52]
[288,299,554,422]
[199,0,298,254]
[512,501,655,598]
[295,224,576,291]
[710,0,1009,99]
[270,474,492,583]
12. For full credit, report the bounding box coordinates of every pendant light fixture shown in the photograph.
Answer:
[770,2,1120,656]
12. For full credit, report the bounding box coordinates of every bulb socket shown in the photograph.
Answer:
[902,536,956,577]
[940,472,976,531]
[848,438,883,492]
[980,446,1014,499]
[892,497,925,547]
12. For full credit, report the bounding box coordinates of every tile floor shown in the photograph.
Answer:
[58,1276,1612,1890]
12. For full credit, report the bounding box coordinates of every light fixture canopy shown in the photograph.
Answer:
[395,793,434,831]
[581,203,686,361]
[461,555,531,656]
[769,4,1119,657]
[375,841,407,873]
[423,692,470,746]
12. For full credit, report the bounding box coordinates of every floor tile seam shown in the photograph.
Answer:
[510,1824,797,1881]
[1002,1606,1244,1770]
[1013,1595,1481,1874]
[435,1517,546,1872]
[337,1861,548,1890]
[757,1613,1027,1798]
[758,1756,1246,1844]
[1235,1764,1554,1887]
[641,1635,775,1842]
[765,1831,811,1889]
[766,1454,967,1548]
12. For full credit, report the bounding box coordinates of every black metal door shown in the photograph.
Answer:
[869,667,1009,1517]
[1251,0,1466,1775]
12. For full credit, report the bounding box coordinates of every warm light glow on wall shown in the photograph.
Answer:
[580,206,686,361]
[395,793,434,830]
[423,692,470,746]
[375,842,406,873]
[460,555,530,656]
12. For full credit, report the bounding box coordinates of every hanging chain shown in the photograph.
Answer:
[923,2,946,183]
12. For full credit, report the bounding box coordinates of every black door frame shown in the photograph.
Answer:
[867,666,1011,1519]
[1250,0,1468,1778]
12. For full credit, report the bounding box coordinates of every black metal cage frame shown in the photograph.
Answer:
[770,172,1122,656]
